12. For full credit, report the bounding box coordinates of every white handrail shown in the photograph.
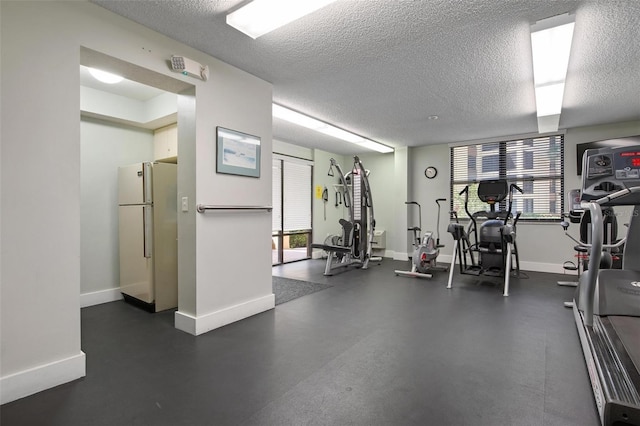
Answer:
[196,204,272,213]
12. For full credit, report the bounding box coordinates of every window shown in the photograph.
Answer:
[450,135,564,221]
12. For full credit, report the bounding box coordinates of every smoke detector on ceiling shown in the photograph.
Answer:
[170,55,209,81]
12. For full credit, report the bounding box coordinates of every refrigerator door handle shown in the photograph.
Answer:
[143,162,152,204]
[143,205,152,258]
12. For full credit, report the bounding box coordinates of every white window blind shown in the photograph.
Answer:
[450,135,564,221]
[272,159,282,232]
[283,161,312,231]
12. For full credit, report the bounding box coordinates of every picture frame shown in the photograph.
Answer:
[216,127,261,178]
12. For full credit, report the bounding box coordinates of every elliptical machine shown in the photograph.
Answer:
[394,198,447,279]
[446,179,522,296]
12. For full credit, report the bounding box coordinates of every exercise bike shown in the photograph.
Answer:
[394,198,447,279]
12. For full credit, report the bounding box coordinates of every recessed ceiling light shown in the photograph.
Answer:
[88,68,124,84]
[427,115,439,120]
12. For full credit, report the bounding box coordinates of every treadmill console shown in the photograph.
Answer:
[581,145,640,205]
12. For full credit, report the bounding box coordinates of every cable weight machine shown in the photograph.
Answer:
[311,156,381,275]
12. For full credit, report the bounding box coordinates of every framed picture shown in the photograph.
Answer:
[216,127,261,178]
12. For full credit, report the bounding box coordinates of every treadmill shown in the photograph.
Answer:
[574,145,640,426]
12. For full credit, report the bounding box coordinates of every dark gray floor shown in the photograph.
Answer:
[1,259,599,426]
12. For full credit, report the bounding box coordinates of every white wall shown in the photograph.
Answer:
[80,118,154,304]
[1,1,272,403]
[81,86,177,126]
[273,139,313,160]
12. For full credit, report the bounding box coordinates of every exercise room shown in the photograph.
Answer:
[2,1,640,426]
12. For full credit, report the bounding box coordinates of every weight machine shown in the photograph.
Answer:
[311,156,381,275]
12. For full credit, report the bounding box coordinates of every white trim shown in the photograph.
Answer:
[273,153,314,166]
[519,260,566,274]
[439,253,566,274]
[174,294,275,336]
[392,251,409,261]
[80,287,123,308]
[0,352,86,404]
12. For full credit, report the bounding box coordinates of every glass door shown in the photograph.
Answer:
[272,157,312,265]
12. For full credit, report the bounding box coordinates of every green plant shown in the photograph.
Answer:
[288,234,308,248]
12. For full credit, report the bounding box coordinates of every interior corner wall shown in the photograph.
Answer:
[176,88,197,319]
[80,118,154,303]
[1,0,273,402]
[392,147,410,259]
[356,152,396,256]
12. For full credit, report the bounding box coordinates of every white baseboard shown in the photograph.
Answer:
[392,251,408,261]
[519,261,566,274]
[310,249,565,274]
[175,294,275,336]
[80,287,123,308]
[0,352,86,404]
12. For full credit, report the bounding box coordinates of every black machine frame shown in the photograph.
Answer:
[311,156,381,276]
[446,179,523,296]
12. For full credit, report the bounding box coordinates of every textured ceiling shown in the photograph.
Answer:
[91,0,640,155]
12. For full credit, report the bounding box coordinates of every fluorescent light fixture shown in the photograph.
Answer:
[530,13,575,132]
[357,139,394,154]
[534,83,565,116]
[273,104,393,153]
[226,0,337,39]
[88,67,124,84]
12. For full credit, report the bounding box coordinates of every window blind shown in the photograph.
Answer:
[272,159,282,232]
[450,135,564,221]
[283,161,312,231]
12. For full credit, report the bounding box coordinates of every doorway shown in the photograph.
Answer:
[272,155,313,265]
[79,47,194,314]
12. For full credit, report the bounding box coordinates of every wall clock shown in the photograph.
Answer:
[425,166,438,179]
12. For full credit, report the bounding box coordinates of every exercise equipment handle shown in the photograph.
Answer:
[459,185,477,243]
[505,183,523,225]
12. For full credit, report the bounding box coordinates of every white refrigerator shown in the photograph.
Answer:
[118,162,178,312]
